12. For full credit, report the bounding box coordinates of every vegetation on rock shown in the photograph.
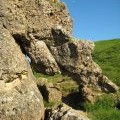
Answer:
[34,72,79,98]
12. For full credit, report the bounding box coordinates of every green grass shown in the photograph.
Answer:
[34,72,62,83]
[93,39,120,86]
[34,72,79,98]
[86,39,120,120]
[84,94,115,111]
[84,94,120,120]
[34,72,79,108]
[89,108,120,120]
[43,100,62,108]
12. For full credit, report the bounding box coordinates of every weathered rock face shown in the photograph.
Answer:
[50,40,119,102]
[47,104,90,120]
[26,40,60,75]
[0,23,44,120]
[37,78,62,103]
[0,0,119,104]
[0,0,72,75]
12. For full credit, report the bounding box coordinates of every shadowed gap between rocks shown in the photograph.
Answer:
[56,64,88,110]
[60,64,83,85]
[37,85,49,102]
[12,34,31,63]
[62,92,86,111]
[51,28,70,46]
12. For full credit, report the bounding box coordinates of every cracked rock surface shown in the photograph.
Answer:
[0,0,72,75]
[0,23,44,120]
[0,2,119,120]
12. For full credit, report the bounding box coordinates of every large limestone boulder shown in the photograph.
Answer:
[0,23,44,120]
[0,0,72,74]
[50,40,119,102]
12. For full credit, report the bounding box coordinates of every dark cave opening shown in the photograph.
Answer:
[12,34,31,63]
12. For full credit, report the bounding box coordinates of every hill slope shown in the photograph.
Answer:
[93,39,120,86]
[85,39,120,120]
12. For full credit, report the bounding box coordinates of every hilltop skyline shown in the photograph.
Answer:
[61,0,120,41]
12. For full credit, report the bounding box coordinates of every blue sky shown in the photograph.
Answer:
[61,0,120,41]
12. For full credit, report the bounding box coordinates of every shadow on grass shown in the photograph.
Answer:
[62,92,86,111]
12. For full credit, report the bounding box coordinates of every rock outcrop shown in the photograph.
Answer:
[0,23,44,119]
[47,103,90,120]
[0,0,119,110]
[0,0,72,75]
[50,40,119,102]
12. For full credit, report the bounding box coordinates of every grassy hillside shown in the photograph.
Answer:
[92,39,120,86]
[86,39,120,120]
